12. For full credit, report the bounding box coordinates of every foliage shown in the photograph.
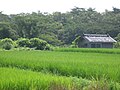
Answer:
[0,22,18,40]
[1,38,14,44]
[16,38,30,47]
[0,38,51,50]
[115,33,120,42]
[2,42,13,50]
[114,42,120,48]
[45,44,52,50]
[0,7,120,46]
[72,36,81,47]
[0,38,14,50]
[30,38,50,50]
[0,40,2,48]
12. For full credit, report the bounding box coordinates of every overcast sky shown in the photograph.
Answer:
[0,0,120,14]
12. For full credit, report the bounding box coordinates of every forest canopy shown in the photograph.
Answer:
[0,7,120,46]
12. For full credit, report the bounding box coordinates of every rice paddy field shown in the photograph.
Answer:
[0,48,120,90]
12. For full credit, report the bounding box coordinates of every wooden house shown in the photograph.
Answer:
[78,34,117,48]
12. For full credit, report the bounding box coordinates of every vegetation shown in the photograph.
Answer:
[0,6,120,90]
[0,7,120,46]
[0,50,120,79]
[2,67,119,90]
[114,42,120,48]
[55,48,120,54]
[0,38,14,50]
[0,38,51,50]
[0,67,77,90]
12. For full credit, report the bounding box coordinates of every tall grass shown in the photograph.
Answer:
[0,50,120,83]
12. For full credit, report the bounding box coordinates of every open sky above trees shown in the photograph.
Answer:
[0,0,120,14]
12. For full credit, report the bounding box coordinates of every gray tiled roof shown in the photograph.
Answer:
[83,34,117,43]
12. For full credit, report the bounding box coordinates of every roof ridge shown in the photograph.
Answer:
[83,34,109,37]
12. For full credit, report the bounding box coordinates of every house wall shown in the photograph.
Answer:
[89,43,102,48]
[78,39,114,48]
[88,42,113,48]
[78,38,89,47]
[102,43,113,48]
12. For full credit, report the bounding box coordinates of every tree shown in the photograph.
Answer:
[0,22,18,39]
[0,7,120,46]
[112,7,120,14]
[115,33,120,41]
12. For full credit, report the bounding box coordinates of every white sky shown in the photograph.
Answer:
[0,0,120,14]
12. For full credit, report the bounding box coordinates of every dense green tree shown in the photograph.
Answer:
[0,7,120,46]
[0,22,18,39]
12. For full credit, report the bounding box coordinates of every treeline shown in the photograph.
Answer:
[0,7,120,46]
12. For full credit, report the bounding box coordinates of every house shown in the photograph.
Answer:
[78,34,117,48]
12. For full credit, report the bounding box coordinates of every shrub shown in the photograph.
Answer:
[30,38,49,50]
[1,38,14,50]
[1,38,14,44]
[36,41,47,50]
[45,44,51,50]
[114,42,120,48]
[30,38,41,48]
[70,44,78,48]
[0,40,2,48]
[2,42,13,50]
[71,36,81,48]
[16,38,30,47]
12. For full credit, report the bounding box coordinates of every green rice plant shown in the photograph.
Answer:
[0,67,76,90]
[0,50,120,84]
[55,48,120,54]
[1,67,120,90]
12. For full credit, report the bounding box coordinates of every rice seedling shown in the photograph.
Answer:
[0,67,120,90]
[55,48,120,54]
[0,67,76,90]
[0,50,120,83]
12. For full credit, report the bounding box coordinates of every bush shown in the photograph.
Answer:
[2,43,13,50]
[0,40,2,48]
[1,38,14,50]
[30,38,49,50]
[45,44,51,50]
[30,38,41,48]
[114,42,120,48]
[1,38,14,44]
[0,38,52,50]
[70,44,78,48]
[16,38,30,47]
